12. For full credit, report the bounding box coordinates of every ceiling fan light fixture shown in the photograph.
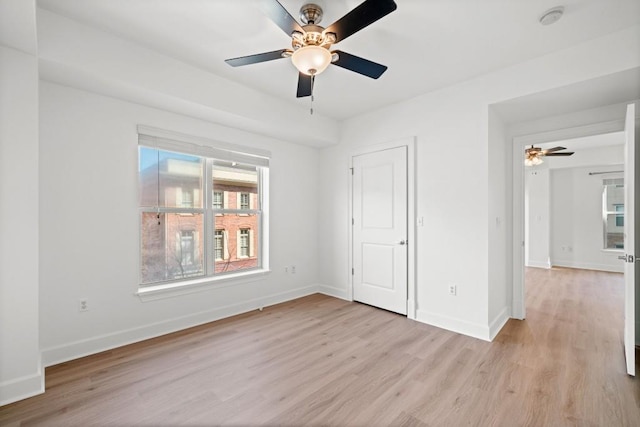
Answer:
[291,45,332,76]
[525,156,544,166]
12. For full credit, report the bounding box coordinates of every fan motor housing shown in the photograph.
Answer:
[291,24,336,50]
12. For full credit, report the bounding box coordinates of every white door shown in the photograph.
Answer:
[623,103,636,376]
[352,146,407,315]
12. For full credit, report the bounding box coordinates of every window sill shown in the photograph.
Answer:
[136,269,270,302]
[602,248,624,253]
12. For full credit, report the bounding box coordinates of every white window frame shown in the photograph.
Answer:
[137,126,270,298]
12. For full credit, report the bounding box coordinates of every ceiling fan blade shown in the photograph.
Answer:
[324,0,397,43]
[260,0,304,36]
[545,152,575,156]
[297,73,312,98]
[225,49,289,67]
[542,146,567,154]
[331,50,388,79]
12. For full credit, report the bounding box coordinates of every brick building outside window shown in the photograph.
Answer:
[139,147,262,285]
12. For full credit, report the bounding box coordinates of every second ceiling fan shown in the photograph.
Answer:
[525,145,574,166]
[225,0,397,98]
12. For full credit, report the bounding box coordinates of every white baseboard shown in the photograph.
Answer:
[526,260,550,269]
[42,285,317,367]
[415,309,491,342]
[0,369,44,406]
[551,260,623,273]
[489,306,510,341]
[317,284,350,301]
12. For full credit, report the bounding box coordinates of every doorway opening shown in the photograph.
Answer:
[511,108,637,376]
[512,122,629,317]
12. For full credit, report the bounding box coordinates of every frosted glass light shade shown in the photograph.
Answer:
[291,46,332,76]
[524,156,543,166]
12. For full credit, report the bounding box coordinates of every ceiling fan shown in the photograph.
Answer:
[225,0,397,99]
[525,145,574,166]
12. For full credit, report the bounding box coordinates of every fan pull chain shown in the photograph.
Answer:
[310,74,315,115]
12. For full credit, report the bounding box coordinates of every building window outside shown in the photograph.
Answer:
[181,190,193,208]
[215,230,224,260]
[139,145,265,285]
[213,191,223,209]
[240,192,250,210]
[603,180,624,250]
[180,230,195,266]
[239,229,249,258]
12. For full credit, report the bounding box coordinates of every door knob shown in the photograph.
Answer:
[398,240,406,245]
[618,255,627,261]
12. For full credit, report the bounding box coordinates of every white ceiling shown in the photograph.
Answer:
[37,0,640,120]
[540,131,624,150]
[493,68,640,125]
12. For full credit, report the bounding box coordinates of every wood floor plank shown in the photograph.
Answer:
[1,267,638,426]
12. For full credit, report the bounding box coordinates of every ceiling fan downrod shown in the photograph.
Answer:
[299,3,323,25]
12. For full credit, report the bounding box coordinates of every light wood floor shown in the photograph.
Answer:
[1,267,639,426]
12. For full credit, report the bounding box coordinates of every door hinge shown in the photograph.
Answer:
[352,218,354,225]
[350,167,354,175]
[352,268,354,275]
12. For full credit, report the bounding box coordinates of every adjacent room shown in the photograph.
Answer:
[1,0,640,425]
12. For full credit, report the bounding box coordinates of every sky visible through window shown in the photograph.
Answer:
[139,147,200,172]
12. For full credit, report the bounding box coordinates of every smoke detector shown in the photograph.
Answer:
[539,6,564,25]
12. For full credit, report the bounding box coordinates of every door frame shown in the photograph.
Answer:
[349,137,417,319]
[512,119,626,319]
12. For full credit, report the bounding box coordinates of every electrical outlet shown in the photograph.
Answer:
[78,298,88,312]
[448,285,457,296]
[291,265,296,274]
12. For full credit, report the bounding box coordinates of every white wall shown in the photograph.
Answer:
[487,108,510,336]
[36,8,338,148]
[0,0,42,405]
[38,81,321,365]
[550,164,625,272]
[319,25,640,341]
[30,6,327,367]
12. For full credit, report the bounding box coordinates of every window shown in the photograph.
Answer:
[180,190,194,208]
[213,191,223,209]
[179,230,195,266]
[214,162,260,273]
[215,230,224,260]
[603,179,624,250]
[239,229,249,257]
[240,192,250,210]
[138,129,268,286]
[615,204,624,227]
